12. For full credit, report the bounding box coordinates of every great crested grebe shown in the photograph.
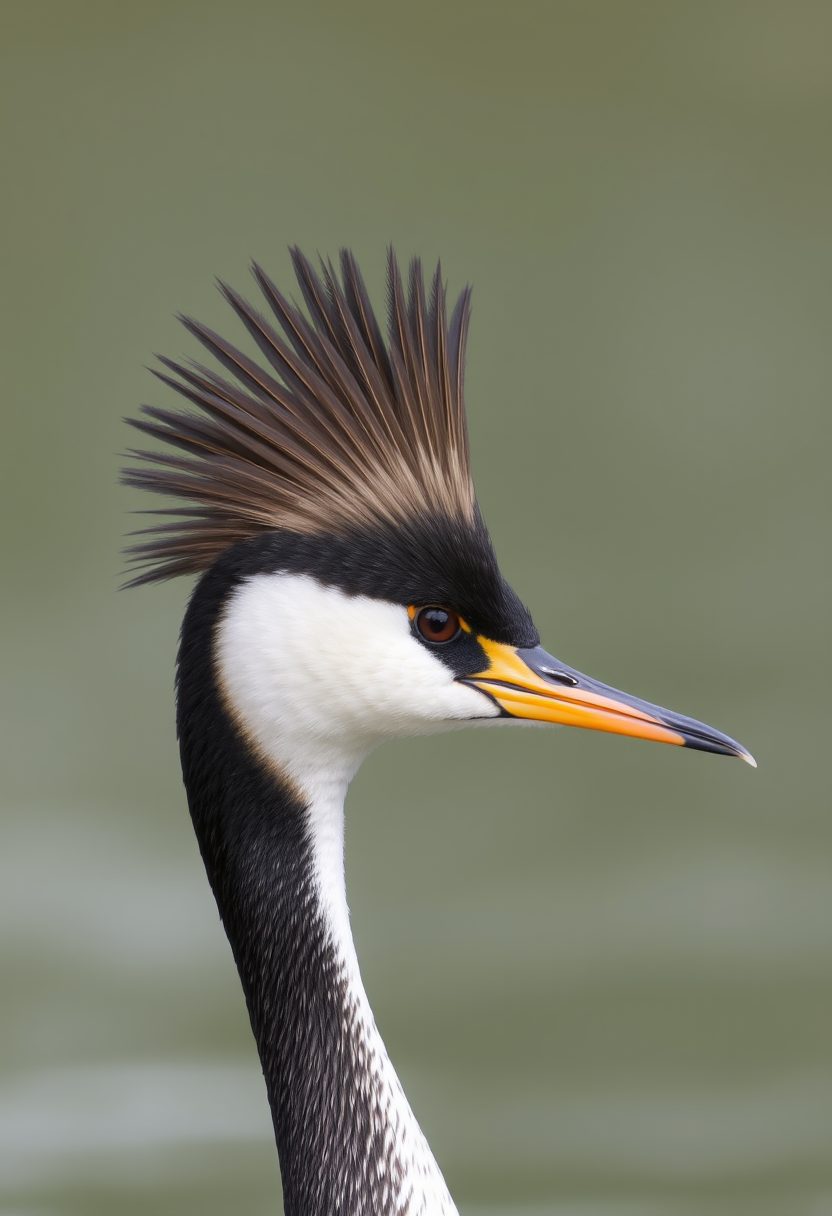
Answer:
[124,248,754,1216]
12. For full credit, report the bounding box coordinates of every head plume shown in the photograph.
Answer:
[123,248,476,585]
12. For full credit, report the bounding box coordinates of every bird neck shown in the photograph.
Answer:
[176,585,458,1216]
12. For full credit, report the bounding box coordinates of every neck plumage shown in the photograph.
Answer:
[176,582,457,1216]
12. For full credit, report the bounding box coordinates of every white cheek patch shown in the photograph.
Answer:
[214,572,498,801]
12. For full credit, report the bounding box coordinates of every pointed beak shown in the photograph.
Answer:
[459,640,756,766]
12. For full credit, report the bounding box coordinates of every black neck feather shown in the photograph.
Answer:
[176,565,400,1216]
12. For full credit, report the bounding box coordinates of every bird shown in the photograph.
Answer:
[123,248,755,1216]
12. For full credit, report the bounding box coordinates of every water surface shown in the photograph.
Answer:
[1,3,831,1212]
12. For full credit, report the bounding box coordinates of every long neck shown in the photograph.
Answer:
[176,578,457,1216]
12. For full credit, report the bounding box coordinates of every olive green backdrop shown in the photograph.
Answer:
[1,3,830,1214]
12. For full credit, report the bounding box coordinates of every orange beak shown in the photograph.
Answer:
[459,639,756,765]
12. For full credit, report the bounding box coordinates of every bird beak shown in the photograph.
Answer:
[460,640,756,765]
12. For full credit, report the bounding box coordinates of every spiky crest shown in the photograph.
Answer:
[122,248,476,584]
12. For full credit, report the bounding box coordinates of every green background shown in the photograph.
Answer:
[1,2,831,1213]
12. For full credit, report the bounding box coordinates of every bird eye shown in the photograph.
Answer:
[414,606,461,644]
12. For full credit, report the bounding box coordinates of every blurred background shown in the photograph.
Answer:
[1,2,831,1213]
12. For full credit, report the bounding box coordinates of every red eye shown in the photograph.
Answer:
[414,606,461,644]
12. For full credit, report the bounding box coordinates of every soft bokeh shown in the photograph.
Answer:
[1,3,830,1213]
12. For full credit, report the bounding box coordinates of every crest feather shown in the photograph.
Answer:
[122,249,476,585]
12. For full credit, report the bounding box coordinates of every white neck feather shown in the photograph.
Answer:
[306,779,459,1216]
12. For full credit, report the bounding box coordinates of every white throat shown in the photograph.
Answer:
[303,781,459,1216]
